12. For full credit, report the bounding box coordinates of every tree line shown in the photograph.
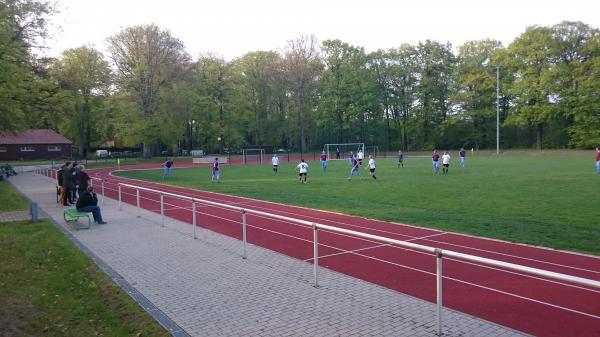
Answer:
[2,0,599,158]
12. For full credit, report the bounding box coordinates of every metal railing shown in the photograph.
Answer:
[113,182,600,336]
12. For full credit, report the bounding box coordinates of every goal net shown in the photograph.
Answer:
[323,143,365,160]
[242,149,265,164]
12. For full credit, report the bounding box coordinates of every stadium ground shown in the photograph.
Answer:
[38,156,600,336]
[114,155,600,255]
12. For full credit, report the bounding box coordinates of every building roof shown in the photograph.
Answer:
[0,129,72,145]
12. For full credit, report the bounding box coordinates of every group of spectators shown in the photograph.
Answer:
[57,162,106,224]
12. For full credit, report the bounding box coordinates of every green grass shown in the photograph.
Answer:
[0,180,28,211]
[0,220,170,337]
[115,155,600,255]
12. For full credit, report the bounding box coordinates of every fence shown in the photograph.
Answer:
[35,168,600,336]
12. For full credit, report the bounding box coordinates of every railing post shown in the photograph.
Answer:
[136,189,141,217]
[242,209,247,259]
[192,201,197,239]
[435,248,443,336]
[118,184,122,210]
[160,193,165,227]
[101,179,105,205]
[313,223,319,287]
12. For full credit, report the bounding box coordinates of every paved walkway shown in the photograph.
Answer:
[8,173,528,337]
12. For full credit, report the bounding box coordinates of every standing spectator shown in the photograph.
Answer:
[163,159,174,178]
[296,159,309,184]
[76,165,90,197]
[211,158,220,183]
[76,186,107,224]
[459,147,466,168]
[70,162,78,200]
[366,155,377,180]
[320,151,328,172]
[432,150,440,175]
[57,163,66,205]
[348,156,362,180]
[397,150,404,168]
[357,150,364,165]
[442,151,451,175]
[271,154,280,173]
[336,147,340,159]
[61,162,74,205]
[596,147,600,174]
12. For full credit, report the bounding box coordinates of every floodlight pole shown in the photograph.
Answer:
[496,66,500,155]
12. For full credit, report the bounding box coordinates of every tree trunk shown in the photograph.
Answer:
[536,123,543,150]
[298,89,306,153]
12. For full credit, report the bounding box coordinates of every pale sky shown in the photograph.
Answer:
[45,0,599,60]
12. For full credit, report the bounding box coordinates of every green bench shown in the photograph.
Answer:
[63,208,91,229]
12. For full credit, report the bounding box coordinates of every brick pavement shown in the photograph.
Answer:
[8,173,529,337]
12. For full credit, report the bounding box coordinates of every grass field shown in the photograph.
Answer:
[115,155,600,255]
[0,180,28,211]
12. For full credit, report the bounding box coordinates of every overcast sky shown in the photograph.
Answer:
[45,0,599,60]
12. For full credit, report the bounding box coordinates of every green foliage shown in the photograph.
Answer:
[50,46,111,157]
[0,0,54,132]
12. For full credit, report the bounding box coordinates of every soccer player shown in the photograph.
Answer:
[336,147,340,159]
[397,150,404,168]
[596,147,600,174]
[348,151,354,165]
[211,158,220,183]
[432,150,440,175]
[163,159,174,178]
[296,159,309,184]
[357,150,364,165]
[272,154,279,173]
[442,151,451,175]
[366,155,377,180]
[320,151,328,172]
[459,147,466,168]
[348,156,362,180]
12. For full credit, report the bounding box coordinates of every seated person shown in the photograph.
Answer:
[76,186,107,224]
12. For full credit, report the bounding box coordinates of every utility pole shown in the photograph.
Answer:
[496,66,500,155]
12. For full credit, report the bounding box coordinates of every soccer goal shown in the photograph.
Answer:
[365,145,379,158]
[242,149,265,164]
[323,143,365,160]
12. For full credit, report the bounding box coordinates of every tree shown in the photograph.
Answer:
[0,0,55,132]
[232,51,283,146]
[281,35,322,153]
[453,39,503,149]
[107,24,189,156]
[504,26,557,150]
[51,46,111,157]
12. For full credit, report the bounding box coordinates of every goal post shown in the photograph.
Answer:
[242,149,265,164]
[323,143,365,160]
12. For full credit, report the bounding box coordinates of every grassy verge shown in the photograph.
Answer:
[0,180,28,211]
[0,220,170,337]
[116,155,600,255]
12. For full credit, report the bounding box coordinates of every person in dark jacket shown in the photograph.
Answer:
[60,162,73,206]
[76,186,107,224]
[76,165,90,196]
[69,162,78,200]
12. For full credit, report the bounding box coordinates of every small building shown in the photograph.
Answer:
[0,129,72,161]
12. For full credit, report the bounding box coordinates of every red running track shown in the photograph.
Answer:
[44,163,600,337]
